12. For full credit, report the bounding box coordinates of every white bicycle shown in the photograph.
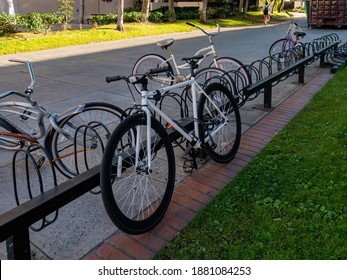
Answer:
[132,22,250,95]
[101,56,241,234]
[0,59,127,178]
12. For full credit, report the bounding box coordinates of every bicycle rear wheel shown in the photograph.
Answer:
[211,56,250,87]
[100,113,175,234]
[195,67,234,90]
[269,38,292,57]
[45,102,126,178]
[198,83,241,163]
[132,54,174,93]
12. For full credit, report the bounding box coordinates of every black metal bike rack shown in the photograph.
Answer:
[227,33,342,110]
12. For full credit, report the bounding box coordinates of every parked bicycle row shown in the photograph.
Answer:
[1,18,346,240]
[1,22,245,235]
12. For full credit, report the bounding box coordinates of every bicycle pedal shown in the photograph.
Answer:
[183,159,197,173]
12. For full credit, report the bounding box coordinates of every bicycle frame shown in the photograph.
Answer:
[284,11,305,48]
[156,24,221,81]
[285,29,297,48]
[137,76,228,170]
[172,41,218,74]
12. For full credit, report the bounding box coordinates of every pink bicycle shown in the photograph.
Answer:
[269,11,306,58]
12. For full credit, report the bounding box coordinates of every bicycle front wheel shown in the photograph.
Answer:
[100,113,175,234]
[132,54,174,93]
[198,83,241,163]
[45,102,126,178]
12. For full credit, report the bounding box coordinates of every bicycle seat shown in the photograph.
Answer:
[157,38,174,50]
[294,31,306,38]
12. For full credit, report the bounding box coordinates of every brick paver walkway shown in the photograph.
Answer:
[82,69,334,260]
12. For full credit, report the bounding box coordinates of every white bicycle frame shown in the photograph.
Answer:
[153,34,221,85]
[136,75,228,170]
[170,43,219,75]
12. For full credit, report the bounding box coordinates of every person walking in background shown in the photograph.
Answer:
[263,1,271,25]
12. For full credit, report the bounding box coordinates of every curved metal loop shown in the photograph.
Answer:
[12,143,58,232]
[72,123,108,194]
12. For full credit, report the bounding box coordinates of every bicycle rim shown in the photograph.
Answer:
[132,54,174,93]
[46,102,126,178]
[198,83,241,163]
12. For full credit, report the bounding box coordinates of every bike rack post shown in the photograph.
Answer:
[298,63,305,84]
[263,85,272,109]
[6,227,31,260]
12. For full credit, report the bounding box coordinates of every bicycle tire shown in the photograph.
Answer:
[211,56,251,87]
[269,38,292,57]
[132,54,174,93]
[100,113,175,234]
[45,102,127,178]
[195,67,235,90]
[198,83,241,163]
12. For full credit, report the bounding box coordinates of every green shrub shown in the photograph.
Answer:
[104,13,117,24]
[92,13,117,25]
[17,13,62,34]
[17,13,44,33]
[58,0,74,29]
[164,10,177,22]
[176,7,199,20]
[206,6,232,19]
[206,7,218,19]
[0,13,17,36]
[148,11,164,23]
[40,13,63,33]
[123,11,142,23]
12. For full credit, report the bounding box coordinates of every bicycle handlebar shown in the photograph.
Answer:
[186,22,220,37]
[9,59,36,93]
[106,75,123,83]
[106,66,171,84]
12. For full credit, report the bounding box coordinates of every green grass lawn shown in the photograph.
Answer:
[155,67,347,260]
[0,12,288,56]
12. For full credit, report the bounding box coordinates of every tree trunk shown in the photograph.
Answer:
[243,0,249,18]
[200,0,208,23]
[239,0,244,12]
[271,1,275,14]
[141,0,150,22]
[79,0,85,24]
[168,0,176,22]
[277,0,284,13]
[0,0,15,14]
[117,0,124,31]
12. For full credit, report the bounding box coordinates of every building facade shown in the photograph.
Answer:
[0,0,133,21]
